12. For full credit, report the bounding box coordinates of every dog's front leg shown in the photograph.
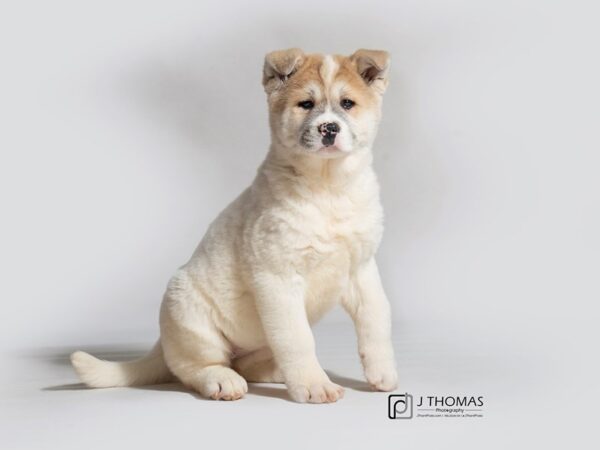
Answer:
[253,271,344,403]
[343,258,398,391]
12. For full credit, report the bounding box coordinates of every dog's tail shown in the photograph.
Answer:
[70,340,173,388]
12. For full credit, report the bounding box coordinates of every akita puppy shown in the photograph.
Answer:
[72,48,398,403]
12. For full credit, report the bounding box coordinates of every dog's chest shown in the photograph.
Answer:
[295,191,382,274]
[290,192,381,321]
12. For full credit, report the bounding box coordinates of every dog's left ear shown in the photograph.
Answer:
[350,49,390,95]
[262,48,305,95]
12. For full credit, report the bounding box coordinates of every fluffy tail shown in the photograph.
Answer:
[70,341,173,388]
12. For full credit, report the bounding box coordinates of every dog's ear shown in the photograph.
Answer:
[350,49,390,94]
[262,48,305,94]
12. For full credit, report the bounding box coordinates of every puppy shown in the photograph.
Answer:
[71,48,398,403]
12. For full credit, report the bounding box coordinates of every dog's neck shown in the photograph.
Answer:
[259,143,374,194]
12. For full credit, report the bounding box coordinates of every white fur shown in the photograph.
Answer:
[72,51,398,403]
[70,342,172,388]
[320,54,338,86]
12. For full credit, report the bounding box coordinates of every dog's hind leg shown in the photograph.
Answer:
[159,281,248,401]
[233,348,284,383]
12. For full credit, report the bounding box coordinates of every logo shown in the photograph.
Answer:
[388,393,413,419]
[388,393,485,419]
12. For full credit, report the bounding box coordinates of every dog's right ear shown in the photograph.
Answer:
[262,48,305,94]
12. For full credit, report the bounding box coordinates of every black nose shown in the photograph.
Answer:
[319,122,340,135]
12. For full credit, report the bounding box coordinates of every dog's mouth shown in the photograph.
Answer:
[317,145,340,152]
[315,145,346,157]
[299,129,349,156]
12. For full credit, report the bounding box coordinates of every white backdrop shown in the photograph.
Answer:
[2,1,599,448]
[1,0,598,387]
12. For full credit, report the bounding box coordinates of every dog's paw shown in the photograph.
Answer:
[287,380,345,404]
[199,366,248,401]
[364,362,398,392]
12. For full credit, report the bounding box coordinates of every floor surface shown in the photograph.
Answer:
[1,319,590,449]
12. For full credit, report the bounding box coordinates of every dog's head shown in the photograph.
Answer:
[263,48,390,159]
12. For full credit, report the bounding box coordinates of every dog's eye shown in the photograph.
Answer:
[297,100,315,110]
[341,99,355,110]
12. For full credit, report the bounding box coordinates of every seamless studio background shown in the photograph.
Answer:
[1,1,598,449]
